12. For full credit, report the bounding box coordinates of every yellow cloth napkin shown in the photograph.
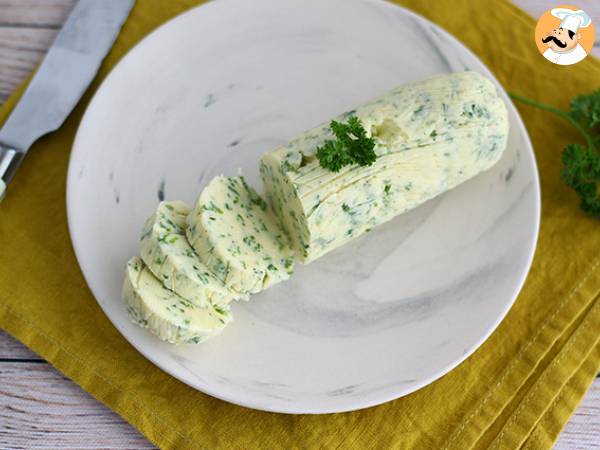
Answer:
[1,1,599,448]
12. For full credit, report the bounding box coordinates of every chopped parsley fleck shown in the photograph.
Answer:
[412,105,426,118]
[281,160,297,173]
[342,203,355,215]
[202,201,223,214]
[227,185,240,196]
[242,235,262,252]
[213,304,228,316]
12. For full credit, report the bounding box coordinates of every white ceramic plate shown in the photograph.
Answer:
[67,0,540,414]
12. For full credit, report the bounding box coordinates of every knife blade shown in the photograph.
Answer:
[0,0,135,200]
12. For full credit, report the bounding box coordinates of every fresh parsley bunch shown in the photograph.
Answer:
[316,116,377,172]
[510,90,600,217]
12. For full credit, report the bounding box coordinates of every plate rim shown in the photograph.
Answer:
[66,0,541,414]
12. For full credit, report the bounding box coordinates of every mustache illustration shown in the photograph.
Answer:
[542,35,567,48]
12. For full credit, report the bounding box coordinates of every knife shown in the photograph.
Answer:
[0,0,135,200]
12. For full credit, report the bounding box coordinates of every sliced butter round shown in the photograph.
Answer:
[186,176,294,294]
[140,201,246,308]
[122,257,232,344]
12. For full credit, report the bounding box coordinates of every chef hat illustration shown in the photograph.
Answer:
[551,8,592,33]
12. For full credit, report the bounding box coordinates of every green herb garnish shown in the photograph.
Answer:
[510,90,600,217]
[316,117,377,172]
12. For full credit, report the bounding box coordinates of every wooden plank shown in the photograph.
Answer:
[0,0,75,28]
[0,331,42,360]
[2,330,598,449]
[0,26,58,51]
[0,27,59,103]
[0,362,156,449]
[0,0,75,102]
[515,0,600,21]
[555,380,600,450]
[0,346,596,449]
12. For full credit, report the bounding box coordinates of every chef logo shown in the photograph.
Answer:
[534,5,595,66]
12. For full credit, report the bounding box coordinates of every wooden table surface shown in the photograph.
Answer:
[0,1,599,448]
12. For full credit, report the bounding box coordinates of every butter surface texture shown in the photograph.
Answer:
[260,72,509,262]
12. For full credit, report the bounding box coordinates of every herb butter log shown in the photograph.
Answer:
[123,257,232,344]
[186,176,294,295]
[260,71,509,263]
[140,201,247,308]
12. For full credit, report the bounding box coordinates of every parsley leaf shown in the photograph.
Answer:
[571,89,600,129]
[561,144,600,216]
[510,90,600,218]
[316,117,377,172]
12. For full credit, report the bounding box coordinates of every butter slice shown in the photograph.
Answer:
[122,257,232,344]
[140,201,246,308]
[186,176,294,294]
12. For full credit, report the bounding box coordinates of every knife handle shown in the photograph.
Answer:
[0,144,23,201]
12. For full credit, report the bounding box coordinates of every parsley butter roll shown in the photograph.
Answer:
[122,257,232,344]
[260,71,509,263]
[186,176,295,295]
[140,201,247,308]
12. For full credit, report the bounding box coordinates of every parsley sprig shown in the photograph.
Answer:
[510,90,600,217]
[316,117,377,172]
